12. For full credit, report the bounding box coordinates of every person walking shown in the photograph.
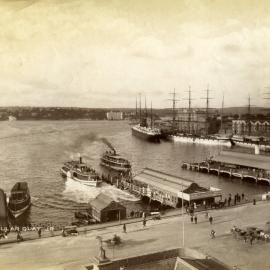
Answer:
[228,197,231,207]
[123,224,126,233]
[194,215,197,224]
[210,229,216,239]
[38,227,42,238]
[203,200,206,210]
[143,219,146,227]
[250,235,254,245]
[209,216,213,225]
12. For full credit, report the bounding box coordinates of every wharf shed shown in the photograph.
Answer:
[126,168,221,207]
[90,193,126,223]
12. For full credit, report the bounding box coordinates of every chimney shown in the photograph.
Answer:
[79,156,82,163]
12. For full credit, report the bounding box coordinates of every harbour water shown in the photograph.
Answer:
[0,120,269,226]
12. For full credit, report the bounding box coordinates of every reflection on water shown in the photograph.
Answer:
[0,120,269,226]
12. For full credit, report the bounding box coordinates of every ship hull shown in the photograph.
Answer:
[100,161,130,172]
[9,203,31,219]
[67,175,102,187]
[132,127,160,142]
[8,182,31,219]
[170,135,232,147]
[233,141,270,150]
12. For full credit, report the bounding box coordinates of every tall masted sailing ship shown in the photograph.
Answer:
[131,95,161,142]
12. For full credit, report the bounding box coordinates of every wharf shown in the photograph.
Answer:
[182,150,270,185]
[1,199,270,270]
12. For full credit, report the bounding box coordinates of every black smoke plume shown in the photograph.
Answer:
[100,138,116,153]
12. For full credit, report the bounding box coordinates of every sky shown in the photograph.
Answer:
[0,0,270,108]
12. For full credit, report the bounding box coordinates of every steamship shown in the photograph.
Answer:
[8,182,31,218]
[100,150,131,173]
[65,157,102,187]
[131,96,161,142]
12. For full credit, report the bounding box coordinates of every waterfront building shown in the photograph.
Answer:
[178,109,209,135]
[89,193,126,222]
[232,119,270,136]
[122,168,221,207]
[106,111,123,120]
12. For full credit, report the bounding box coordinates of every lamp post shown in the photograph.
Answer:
[181,183,185,248]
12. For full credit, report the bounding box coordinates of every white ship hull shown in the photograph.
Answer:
[67,175,101,187]
[233,141,270,150]
[170,135,232,147]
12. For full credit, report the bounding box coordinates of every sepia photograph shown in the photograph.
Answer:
[1,0,270,269]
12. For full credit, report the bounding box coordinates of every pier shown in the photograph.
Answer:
[182,150,270,185]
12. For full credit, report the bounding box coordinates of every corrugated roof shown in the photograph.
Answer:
[133,168,195,195]
[213,151,270,170]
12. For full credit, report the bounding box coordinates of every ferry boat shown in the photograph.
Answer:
[100,150,131,173]
[66,161,102,187]
[61,158,83,177]
[8,182,31,218]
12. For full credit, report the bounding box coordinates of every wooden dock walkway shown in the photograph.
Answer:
[182,161,270,185]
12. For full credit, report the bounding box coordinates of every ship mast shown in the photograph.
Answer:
[188,86,192,134]
[135,96,138,120]
[139,93,142,125]
[201,85,213,135]
[169,89,179,132]
[145,96,148,119]
[151,101,153,128]
[247,95,251,136]
[220,93,224,133]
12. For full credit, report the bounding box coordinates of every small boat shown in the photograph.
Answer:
[100,150,131,173]
[66,160,102,187]
[61,158,83,177]
[8,182,31,218]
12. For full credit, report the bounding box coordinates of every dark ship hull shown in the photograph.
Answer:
[8,182,31,218]
[0,189,8,227]
[132,126,160,142]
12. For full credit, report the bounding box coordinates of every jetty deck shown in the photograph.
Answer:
[182,150,270,185]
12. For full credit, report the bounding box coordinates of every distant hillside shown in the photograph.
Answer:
[0,106,269,120]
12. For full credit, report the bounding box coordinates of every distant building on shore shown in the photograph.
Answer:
[232,119,270,136]
[8,115,17,121]
[106,111,123,120]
